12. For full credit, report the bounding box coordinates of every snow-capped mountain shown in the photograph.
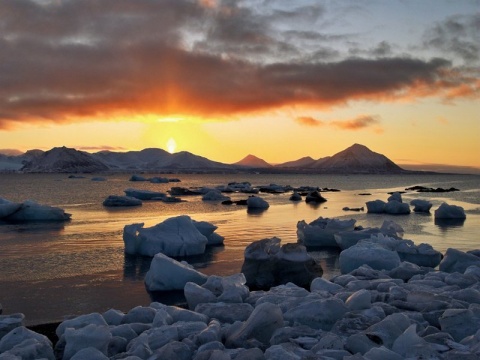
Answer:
[233,154,273,168]
[311,143,404,173]
[21,147,109,173]
[2,143,408,173]
[93,148,171,170]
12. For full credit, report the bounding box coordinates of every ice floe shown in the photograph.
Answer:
[103,195,142,207]
[123,215,223,257]
[124,188,166,200]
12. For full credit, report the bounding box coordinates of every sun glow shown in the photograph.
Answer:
[166,138,177,153]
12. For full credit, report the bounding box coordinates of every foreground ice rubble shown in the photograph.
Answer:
[123,216,224,257]
[2,246,480,359]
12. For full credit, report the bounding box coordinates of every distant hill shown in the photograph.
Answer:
[18,147,231,173]
[93,148,171,170]
[276,156,316,168]
[233,154,272,168]
[21,147,109,173]
[0,143,435,174]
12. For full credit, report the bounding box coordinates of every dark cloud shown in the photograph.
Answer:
[423,14,480,63]
[0,0,476,129]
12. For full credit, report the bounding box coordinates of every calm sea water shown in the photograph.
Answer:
[0,173,479,325]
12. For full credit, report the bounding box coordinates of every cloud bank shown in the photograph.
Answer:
[0,0,477,129]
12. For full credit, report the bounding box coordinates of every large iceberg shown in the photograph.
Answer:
[123,215,216,257]
[297,216,356,247]
[0,198,71,222]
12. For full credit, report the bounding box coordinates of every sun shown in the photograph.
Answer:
[166,138,177,154]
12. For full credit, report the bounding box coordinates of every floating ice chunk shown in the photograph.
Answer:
[4,200,71,222]
[246,195,269,209]
[129,175,148,181]
[384,200,410,215]
[387,192,403,203]
[365,199,386,213]
[102,195,142,207]
[149,176,169,183]
[305,191,327,204]
[339,241,401,274]
[410,199,432,213]
[0,198,21,218]
[123,215,208,257]
[124,188,166,200]
[289,191,302,201]
[91,177,106,182]
[144,253,207,292]
[434,202,466,219]
[297,216,356,247]
[202,190,230,202]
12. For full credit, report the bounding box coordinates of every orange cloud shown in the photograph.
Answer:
[295,116,325,127]
[331,115,381,130]
[296,115,383,133]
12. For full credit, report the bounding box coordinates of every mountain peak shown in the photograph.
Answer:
[233,154,272,168]
[313,144,403,173]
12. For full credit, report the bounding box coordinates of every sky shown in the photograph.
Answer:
[0,0,479,168]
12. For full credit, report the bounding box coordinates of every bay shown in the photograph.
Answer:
[0,172,479,325]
